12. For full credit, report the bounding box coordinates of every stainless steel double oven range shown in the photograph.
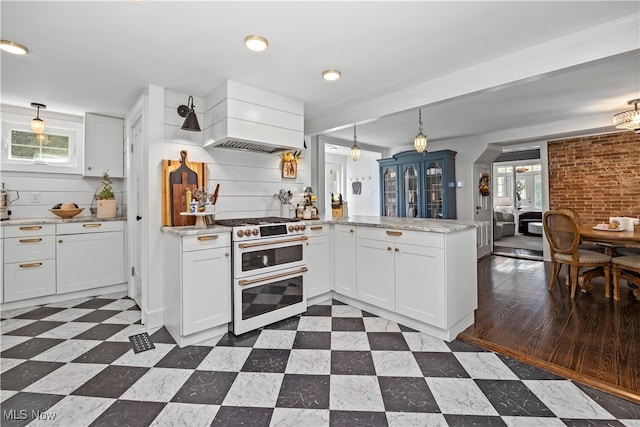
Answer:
[215,217,308,335]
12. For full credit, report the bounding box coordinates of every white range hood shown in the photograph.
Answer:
[203,80,305,154]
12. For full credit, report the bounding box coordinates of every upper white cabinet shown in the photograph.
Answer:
[84,113,124,178]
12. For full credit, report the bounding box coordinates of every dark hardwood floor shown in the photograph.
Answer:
[460,255,640,404]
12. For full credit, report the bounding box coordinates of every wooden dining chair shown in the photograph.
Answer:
[611,255,640,301]
[543,210,612,299]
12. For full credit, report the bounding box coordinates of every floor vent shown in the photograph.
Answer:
[129,332,155,354]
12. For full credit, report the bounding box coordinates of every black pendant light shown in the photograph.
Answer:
[177,96,201,132]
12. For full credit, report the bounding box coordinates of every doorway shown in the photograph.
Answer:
[492,153,543,260]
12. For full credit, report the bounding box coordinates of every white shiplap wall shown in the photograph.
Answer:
[0,105,125,220]
[163,89,309,220]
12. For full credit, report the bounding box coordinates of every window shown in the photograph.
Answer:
[10,130,70,163]
[1,111,83,174]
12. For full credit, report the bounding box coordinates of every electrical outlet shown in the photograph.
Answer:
[30,192,41,203]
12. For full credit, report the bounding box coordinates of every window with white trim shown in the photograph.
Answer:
[1,114,83,174]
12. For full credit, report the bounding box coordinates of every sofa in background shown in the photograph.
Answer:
[518,211,543,234]
[494,211,516,240]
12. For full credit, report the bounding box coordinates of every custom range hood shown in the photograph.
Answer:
[203,80,305,154]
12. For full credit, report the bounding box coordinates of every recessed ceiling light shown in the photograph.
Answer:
[244,35,268,52]
[0,40,28,55]
[322,69,341,81]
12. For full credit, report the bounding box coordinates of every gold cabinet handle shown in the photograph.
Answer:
[59,240,63,243]
[225,253,229,257]
[349,229,354,233]
[386,230,402,236]
[387,246,392,251]
[310,226,323,231]
[19,238,42,243]
[20,262,43,268]
[83,223,102,228]
[197,235,219,241]
[395,247,400,252]
[19,226,42,231]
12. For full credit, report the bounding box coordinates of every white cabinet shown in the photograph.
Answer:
[395,242,445,328]
[56,221,125,294]
[3,225,57,302]
[334,225,356,298]
[164,232,231,345]
[84,113,124,178]
[356,227,445,316]
[356,238,395,310]
[305,224,333,299]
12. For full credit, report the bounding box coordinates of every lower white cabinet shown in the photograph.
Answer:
[356,238,395,310]
[56,222,125,294]
[3,224,57,302]
[394,242,445,328]
[334,224,356,298]
[164,232,231,343]
[305,224,332,299]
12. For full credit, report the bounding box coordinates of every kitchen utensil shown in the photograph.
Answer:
[212,183,220,205]
[169,150,199,226]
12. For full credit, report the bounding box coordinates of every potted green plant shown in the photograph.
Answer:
[96,171,117,218]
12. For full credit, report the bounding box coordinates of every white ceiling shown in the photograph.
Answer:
[1,1,639,150]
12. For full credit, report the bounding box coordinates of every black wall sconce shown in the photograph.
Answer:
[177,96,201,132]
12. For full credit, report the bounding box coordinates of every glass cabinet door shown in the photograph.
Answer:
[383,167,397,217]
[425,162,443,218]
[403,165,419,217]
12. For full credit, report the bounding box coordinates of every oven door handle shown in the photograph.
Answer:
[238,235,308,249]
[239,267,308,287]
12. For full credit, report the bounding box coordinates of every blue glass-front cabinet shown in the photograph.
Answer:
[377,150,457,219]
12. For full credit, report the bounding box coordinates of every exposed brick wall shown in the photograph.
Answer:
[548,131,640,225]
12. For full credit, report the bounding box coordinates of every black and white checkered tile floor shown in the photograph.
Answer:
[1,292,639,426]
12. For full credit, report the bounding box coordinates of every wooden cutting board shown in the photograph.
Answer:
[161,150,207,226]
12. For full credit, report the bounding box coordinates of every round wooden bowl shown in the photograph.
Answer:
[49,208,84,218]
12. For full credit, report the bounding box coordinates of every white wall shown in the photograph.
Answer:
[0,105,125,220]
[345,149,381,216]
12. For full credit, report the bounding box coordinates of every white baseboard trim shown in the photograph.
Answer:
[0,284,127,312]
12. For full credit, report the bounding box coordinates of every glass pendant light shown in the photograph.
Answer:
[31,103,46,134]
[414,108,427,153]
[350,124,360,161]
[613,99,640,132]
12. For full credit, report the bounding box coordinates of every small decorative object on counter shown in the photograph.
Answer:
[332,193,344,218]
[96,171,117,218]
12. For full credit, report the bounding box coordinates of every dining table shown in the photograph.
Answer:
[578,224,640,301]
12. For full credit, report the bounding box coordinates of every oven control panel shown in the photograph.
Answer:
[234,222,306,240]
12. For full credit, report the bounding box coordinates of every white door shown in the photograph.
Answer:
[473,163,492,259]
[130,117,143,310]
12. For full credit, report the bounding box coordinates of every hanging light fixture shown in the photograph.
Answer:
[30,103,46,134]
[350,124,360,161]
[177,96,201,132]
[414,108,427,153]
[1,40,29,55]
[613,98,640,133]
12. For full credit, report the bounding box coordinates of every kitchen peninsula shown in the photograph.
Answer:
[162,215,479,345]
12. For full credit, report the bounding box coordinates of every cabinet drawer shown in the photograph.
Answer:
[356,226,444,248]
[57,221,124,235]
[4,235,56,263]
[4,259,56,302]
[4,224,55,238]
[183,233,230,252]
[305,224,330,237]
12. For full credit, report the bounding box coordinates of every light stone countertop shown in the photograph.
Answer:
[1,215,127,226]
[307,215,482,233]
[161,225,232,236]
